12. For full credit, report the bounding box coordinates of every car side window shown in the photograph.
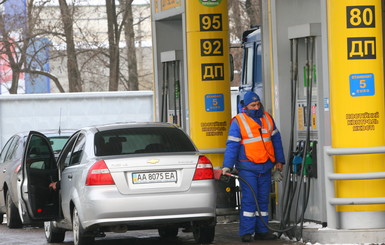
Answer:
[26,134,55,171]
[58,133,86,169]
[11,136,23,161]
[0,136,15,163]
[58,134,78,169]
[29,161,46,170]
[2,136,20,163]
[69,134,86,166]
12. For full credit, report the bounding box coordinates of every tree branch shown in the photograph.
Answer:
[20,69,65,93]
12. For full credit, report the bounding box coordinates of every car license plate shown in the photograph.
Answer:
[132,171,177,184]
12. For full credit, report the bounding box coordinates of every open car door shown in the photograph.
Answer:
[18,131,59,224]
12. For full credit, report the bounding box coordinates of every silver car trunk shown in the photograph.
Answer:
[104,154,199,195]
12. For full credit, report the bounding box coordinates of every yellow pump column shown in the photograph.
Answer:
[327,0,385,228]
[185,0,231,167]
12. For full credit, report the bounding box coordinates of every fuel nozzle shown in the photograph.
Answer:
[214,169,238,182]
[291,140,305,181]
[303,152,312,176]
[224,172,239,179]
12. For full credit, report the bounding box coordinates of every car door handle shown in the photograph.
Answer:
[2,169,6,173]
[68,174,73,179]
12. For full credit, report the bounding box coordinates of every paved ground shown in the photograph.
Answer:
[0,220,304,245]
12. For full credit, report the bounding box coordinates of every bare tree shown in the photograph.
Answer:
[228,0,261,43]
[20,69,65,92]
[40,1,150,92]
[0,19,21,93]
[0,0,30,94]
[58,0,82,92]
[228,0,245,41]
[106,0,121,91]
[227,0,262,87]
[246,0,261,27]
[228,0,248,86]
[119,0,138,90]
[0,0,65,94]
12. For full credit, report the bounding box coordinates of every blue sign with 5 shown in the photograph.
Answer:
[349,73,375,97]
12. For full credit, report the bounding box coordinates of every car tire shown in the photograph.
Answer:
[6,192,22,228]
[72,207,94,245]
[0,213,4,224]
[193,224,215,244]
[158,227,178,238]
[44,221,65,243]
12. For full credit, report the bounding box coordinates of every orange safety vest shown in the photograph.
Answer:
[235,112,277,163]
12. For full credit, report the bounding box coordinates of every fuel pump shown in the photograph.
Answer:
[278,32,321,240]
[160,51,182,127]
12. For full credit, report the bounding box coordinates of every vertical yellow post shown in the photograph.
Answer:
[185,0,231,167]
[327,0,385,227]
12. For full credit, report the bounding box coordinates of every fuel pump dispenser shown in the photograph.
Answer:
[291,35,318,181]
[160,51,182,127]
[275,24,326,240]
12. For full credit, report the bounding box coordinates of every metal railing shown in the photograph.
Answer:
[324,146,385,229]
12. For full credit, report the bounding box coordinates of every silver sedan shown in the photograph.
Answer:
[0,130,74,229]
[19,123,217,245]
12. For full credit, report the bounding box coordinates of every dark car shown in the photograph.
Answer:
[19,122,216,245]
[0,129,74,228]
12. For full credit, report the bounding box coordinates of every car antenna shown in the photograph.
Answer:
[58,107,62,135]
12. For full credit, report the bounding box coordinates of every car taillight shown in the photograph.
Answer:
[86,160,115,186]
[193,155,214,180]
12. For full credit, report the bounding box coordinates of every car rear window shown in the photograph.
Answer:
[94,127,196,156]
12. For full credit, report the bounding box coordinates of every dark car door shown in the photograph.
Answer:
[19,131,59,224]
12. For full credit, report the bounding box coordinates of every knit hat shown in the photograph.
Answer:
[243,91,260,106]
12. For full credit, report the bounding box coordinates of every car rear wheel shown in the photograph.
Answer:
[158,227,178,238]
[6,191,22,228]
[193,224,215,244]
[44,221,65,243]
[72,207,94,245]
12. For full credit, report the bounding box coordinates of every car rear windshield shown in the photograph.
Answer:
[94,127,196,156]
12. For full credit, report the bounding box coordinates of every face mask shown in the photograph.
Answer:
[247,108,264,118]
